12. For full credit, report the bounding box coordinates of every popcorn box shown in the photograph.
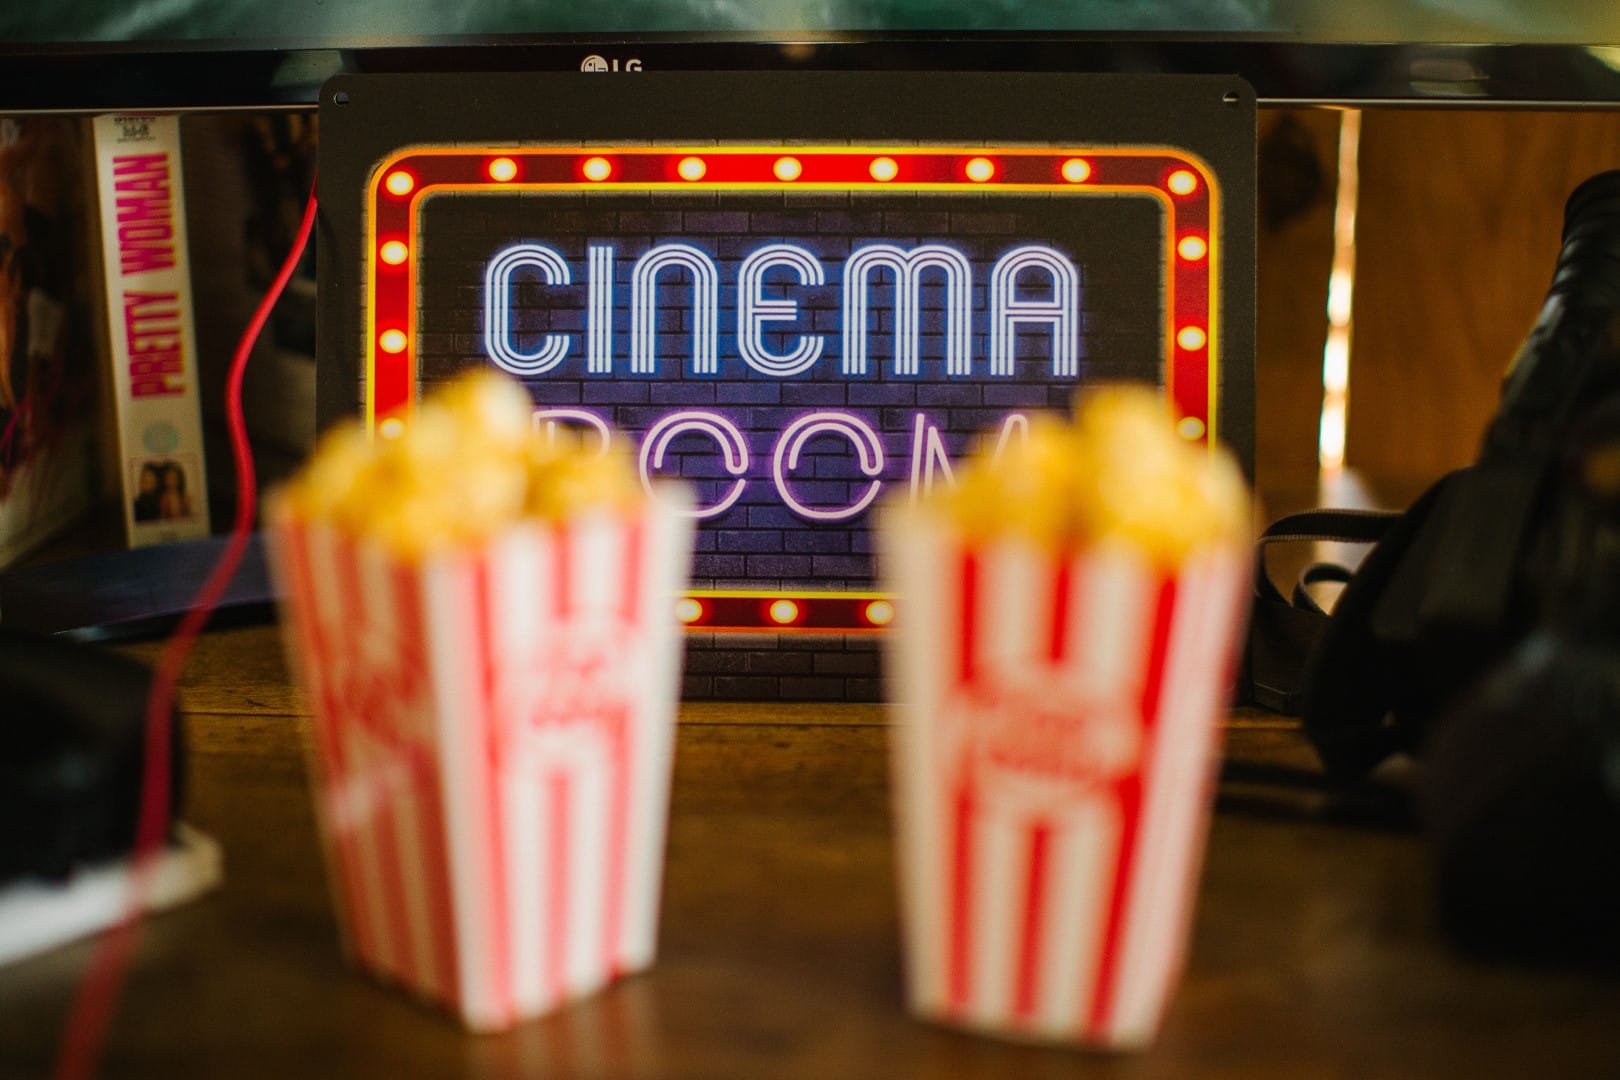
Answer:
[269,499,692,1031]
[882,518,1248,1048]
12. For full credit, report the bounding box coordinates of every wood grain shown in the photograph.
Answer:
[1,625,1617,1077]
[1347,109,1620,486]
[1255,107,1340,496]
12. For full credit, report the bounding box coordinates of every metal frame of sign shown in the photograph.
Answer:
[319,71,1253,694]
[363,145,1221,449]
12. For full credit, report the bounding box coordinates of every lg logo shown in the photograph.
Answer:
[580,55,643,73]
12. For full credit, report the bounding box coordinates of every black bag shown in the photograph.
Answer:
[1246,169,1620,780]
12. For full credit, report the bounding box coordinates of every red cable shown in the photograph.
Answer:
[54,179,319,1080]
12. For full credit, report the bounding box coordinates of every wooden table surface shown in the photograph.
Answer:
[1,623,1617,1079]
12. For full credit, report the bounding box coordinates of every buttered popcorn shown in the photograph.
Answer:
[933,385,1249,560]
[277,371,642,556]
[268,368,694,1030]
[881,383,1253,1047]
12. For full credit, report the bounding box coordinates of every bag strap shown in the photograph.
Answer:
[1243,508,1401,715]
[1298,473,1461,776]
[1294,562,1356,615]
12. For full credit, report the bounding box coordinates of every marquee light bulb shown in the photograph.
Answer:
[488,157,519,183]
[773,156,803,181]
[1177,234,1208,261]
[384,170,415,196]
[379,240,409,265]
[1061,158,1092,183]
[869,156,898,182]
[1177,325,1208,351]
[965,157,996,182]
[675,597,705,623]
[1168,169,1199,195]
[378,329,408,354]
[582,156,613,182]
[677,156,707,181]
[863,600,895,627]
[768,599,801,625]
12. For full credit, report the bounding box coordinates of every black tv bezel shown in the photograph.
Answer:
[3,34,1620,112]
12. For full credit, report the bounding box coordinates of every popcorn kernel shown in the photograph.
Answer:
[275,371,644,557]
[923,384,1248,562]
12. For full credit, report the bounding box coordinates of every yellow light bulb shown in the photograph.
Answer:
[864,600,895,626]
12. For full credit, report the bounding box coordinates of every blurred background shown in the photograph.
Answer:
[2,0,1619,44]
[5,1,1620,563]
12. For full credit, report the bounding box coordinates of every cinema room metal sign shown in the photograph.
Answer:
[317,72,1255,701]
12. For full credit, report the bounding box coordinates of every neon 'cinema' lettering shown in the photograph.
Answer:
[484,241,1080,379]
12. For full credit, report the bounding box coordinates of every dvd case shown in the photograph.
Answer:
[90,113,210,548]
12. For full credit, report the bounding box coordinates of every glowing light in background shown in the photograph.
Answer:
[484,244,572,376]
[1167,169,1199,195]
[773,411,886,522]
[531,408,612,457]
[630,244,719,375]
[587,245,615,373]
[1320,110,1362,473]
[769,599,802,625]
[1061,158,1092,183]
[989,245,1080,378]
[864,600,895,627]
[364,144,1221,550]
[738,244,826,376]
[638,410,750,519]
[842,244,972,377]
[378,418,405,440]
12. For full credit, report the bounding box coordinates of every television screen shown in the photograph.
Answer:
[4,1,1619,46]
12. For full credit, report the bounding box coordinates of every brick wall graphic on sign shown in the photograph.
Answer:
[367,146,1219,701]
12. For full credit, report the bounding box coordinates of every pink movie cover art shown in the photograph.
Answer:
[270,501,691,1031]
[885,526,1248,1047]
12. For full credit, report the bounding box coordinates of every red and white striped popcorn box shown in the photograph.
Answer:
[881,516,1249,1048]
[267,498,693,1031]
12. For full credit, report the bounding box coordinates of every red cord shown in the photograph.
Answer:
[54,179,318,1080]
